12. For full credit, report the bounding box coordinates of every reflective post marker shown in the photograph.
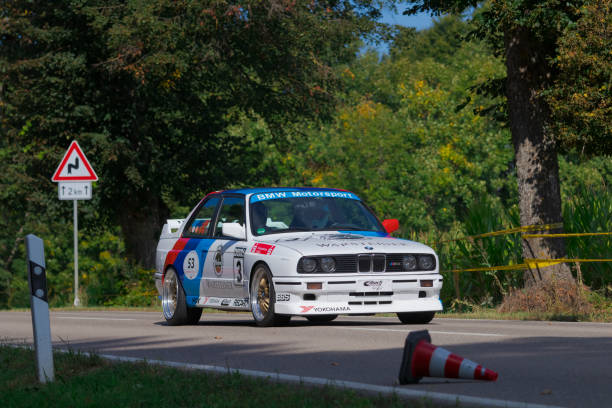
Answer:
[73,199,80,307]
[26,234,55,383]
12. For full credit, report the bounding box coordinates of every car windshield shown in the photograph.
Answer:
[249,191,384,236]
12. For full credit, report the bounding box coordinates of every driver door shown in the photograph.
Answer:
[204,195,248,303]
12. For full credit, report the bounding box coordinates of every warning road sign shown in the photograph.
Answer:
[52,141,98,182]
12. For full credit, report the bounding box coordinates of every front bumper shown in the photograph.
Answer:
[272,273,443,315]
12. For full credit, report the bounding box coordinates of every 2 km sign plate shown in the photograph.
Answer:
[58,182,92,200]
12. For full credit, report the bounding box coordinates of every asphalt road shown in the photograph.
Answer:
[2,310,611,407]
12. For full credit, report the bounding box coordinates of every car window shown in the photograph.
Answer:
[184,197,220,237]
[249,194,384,236]
[214,196,245,237]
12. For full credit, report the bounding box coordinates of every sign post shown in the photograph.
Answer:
[52,141,98,307]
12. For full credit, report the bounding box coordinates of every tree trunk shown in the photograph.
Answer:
[118,194,168,269]
[504,28,573,284]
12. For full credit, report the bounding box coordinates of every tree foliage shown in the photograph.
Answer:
[274,16,513,233]
[546,0,612,154]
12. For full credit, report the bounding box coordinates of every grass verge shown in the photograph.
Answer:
[1,345,439,408]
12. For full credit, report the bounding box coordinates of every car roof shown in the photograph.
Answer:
[219,187,353,195]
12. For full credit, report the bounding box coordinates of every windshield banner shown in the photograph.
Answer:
[250,190,360,203]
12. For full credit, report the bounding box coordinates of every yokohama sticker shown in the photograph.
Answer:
[251,243,275,255]
[299,306,351,313]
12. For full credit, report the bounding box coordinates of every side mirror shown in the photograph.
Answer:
[382,219,399,234]
[222,223,246,240]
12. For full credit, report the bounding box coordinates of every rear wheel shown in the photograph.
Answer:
[162,268,201,325]
[306,315,338,323]
[250,264,291,327]
[397,311,435,324]
[186,306,203,325]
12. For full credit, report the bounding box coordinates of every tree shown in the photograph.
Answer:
[404,0,604,283]
[1,0,390,267]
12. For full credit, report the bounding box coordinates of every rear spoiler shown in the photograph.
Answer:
[160,219,184,239]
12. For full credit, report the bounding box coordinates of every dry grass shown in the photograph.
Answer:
[498,278,594,317]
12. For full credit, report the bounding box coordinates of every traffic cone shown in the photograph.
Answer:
[398,330,498,384]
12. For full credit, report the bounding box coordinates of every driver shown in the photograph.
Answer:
[292,201,330,229]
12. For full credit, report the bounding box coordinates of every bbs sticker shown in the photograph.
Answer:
[183,250,199,280]
[276,293,290,302]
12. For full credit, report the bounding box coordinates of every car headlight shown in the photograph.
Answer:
[301,258,317,273]
[418,255,435,270]
[320,257,336,273]
[402,255,417,271]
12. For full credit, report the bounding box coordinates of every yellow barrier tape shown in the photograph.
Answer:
[447,264,528,273]
[522,232,612,238]
[525,259,561,268]
[525,258,612,264]
[446,257,612,273]
[433,222,563,245]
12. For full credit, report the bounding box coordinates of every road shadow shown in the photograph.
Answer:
[45,328,612,408]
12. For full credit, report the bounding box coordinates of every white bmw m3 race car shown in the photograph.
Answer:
[155,188,443,326]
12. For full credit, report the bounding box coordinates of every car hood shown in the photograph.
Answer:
[256,232,435,256]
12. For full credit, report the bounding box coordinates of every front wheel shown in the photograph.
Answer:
[397,311,435,324]
[250,264,291,327]
[306,315,338,323]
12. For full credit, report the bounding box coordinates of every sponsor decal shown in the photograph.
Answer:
[299,306,351,313]
[221,299,231,306]
[206,280,233,289]
[182,250,199,280]
[320,234,363,240]
[251,190,359,203]
[199,297,224,305]
[232,298,248,307]
[315,241,410,248]
[276,293,291,302]
[361,279,390,291]
[213,245,223,276]
[251,243,275,255]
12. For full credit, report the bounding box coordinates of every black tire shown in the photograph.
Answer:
[306,315,338,323]
[162,267,190,325]
[185,306,203,325]
[397,311,435,324]
[250,264,291,327]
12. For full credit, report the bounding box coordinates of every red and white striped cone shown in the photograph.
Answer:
[398,330,498,384]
